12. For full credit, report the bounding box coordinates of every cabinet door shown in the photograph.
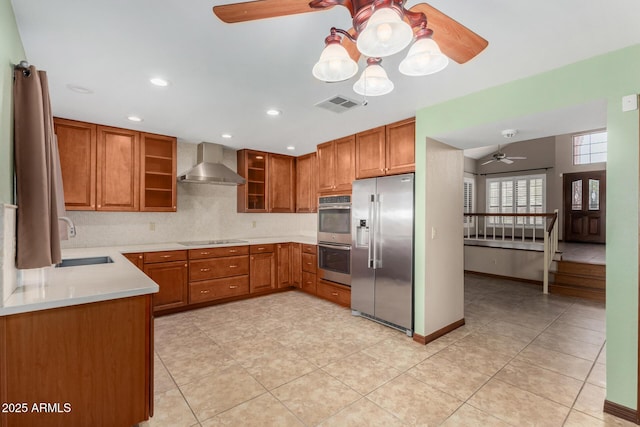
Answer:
[385,118,415,175]
[237,150,268,212]
[355,126,386,179]
[268,154,296,213]
[334,135,356,192]
[296,153,317,213]
[316,140,335,192]
[144,260,188,312]
[250,253,276,293]
[140,133,177,212]
[124,252,144,270]
[277,243,291,288]
[290,243,302,288]
[96,126,140,211]
[54,118,97,210]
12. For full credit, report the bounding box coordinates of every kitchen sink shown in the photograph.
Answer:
[56,256,114,268]
[178,239,248,246]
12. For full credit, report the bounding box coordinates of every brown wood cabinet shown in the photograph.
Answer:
[54,117,177,212]
[300,244,317,295]
[317,279,351,307]
[355,118,415,179]
[124,252,144,270]
[187,246,250,304]
[277,243,291,288]
[250,245,276,293]
[269,154,296,212]
[296,153,317,212]
[143,251,188,312]
[317,135,355,194]
[0,295,153,427]
[290,243,302,288]
[237,151,296,213]
[140,133,177,212]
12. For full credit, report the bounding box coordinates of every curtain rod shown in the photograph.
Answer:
[479,167,553,176]
[13,60,31,77]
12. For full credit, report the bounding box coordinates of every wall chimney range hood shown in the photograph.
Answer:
[178,142,245,185]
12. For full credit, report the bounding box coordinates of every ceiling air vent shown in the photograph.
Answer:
[315,95,360,114]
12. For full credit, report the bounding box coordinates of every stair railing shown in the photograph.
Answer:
[543,209,559,294]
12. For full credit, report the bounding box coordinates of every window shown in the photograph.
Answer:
[463,177,475,227]
[486,174,546,227]
[573,130,607,165]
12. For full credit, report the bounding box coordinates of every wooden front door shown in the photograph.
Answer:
[563,171,606,243]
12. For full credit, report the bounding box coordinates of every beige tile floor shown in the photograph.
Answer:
[140,274,632,427]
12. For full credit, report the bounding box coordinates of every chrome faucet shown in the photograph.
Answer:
[58,216,76,238]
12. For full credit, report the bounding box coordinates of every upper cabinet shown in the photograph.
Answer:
[355,118,415,179]
[54,118,97,210]
[295,152,317,213]
[237,150,296,213]
[317,135,355,194]
[54,117,177,212]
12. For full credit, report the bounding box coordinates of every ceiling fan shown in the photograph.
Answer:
[212,0,488,66]
[481,146,527,166]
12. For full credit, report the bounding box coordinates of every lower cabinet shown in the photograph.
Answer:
[301,244,317,295]
[143,251,188,312]
[187,246,250,304]
[317,279,351,307]
[124,252,144,270]
[290,243,302,288]
[0,295,153,427]
[277,243,291,288]
[250,244,276,293]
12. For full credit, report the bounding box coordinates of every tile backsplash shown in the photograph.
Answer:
[61,143,317,249]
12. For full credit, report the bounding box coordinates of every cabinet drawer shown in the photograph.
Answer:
[250,244,275,254]
[189,275,249,303]
[317,280,351,307]
[301,271,316,295]
[144,250,187,264]
[302,253,317,273]
[189,246,249,259]
[302,244,317,254]
[190,256,249,281]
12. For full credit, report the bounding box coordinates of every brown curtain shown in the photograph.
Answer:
[13,66,65,268]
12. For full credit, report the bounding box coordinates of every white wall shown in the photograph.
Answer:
[464,246,544,282]
[62,142,317,248]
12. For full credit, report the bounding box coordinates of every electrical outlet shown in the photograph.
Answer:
[251,221,257,228]
[431,227,436,239]
[149,222,155,231]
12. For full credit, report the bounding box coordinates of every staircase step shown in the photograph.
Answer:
[549,284,605,302]
[552,272,605,290]
[556,260,605,278]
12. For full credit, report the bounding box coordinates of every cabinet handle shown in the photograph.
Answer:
[160,255,172,258]
[138,255,143,259]
[200,251,210,255]
[306,262,312,266]
[229,285,238,289]
[331,292,339,296]
[306,281,312,285]
[229,265,238,268]
[184,264,188,267]
[257,247,265,251]
[200,290,210,294]
[229,249,237,253]
[200,268,211,272]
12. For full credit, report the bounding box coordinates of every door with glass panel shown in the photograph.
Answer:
[563,171,606,243]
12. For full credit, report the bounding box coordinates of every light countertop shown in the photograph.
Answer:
[1,235,317,317]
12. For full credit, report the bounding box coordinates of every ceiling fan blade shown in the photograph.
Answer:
[342,28,361,63]
[213,0,326,24]
[409,3,488,64]
[481,159,495,166]
[506,156,527,160]
[500,158,514,164]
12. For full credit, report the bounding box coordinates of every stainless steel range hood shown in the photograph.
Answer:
[178,142,245,185]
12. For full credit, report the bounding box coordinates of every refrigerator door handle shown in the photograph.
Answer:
[368,195,374,268]
[372,194,379,270]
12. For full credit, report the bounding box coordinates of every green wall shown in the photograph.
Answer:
[415,44,640,409]
[0,0,26,204]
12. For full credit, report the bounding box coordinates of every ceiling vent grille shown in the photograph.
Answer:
[315,95,360,113]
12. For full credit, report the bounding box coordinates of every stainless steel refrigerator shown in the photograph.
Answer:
[351,173,414,336]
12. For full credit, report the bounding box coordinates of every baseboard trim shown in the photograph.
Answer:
[413,318,465,345]
[603,400,638,424]
[465,270,543,287]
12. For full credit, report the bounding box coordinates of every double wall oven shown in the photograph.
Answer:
[317,195,351,286]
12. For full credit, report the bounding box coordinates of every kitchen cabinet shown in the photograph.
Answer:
[277,243,291,288]
[187,246,250,304]
[355,118,415,179]
[124,252,144,270]
[54,117,177,212]
[317,279,351,307]
[53,118,97,210]
[237,150,296,213]
[143,250,188,312]
[140,133,177,212]
[301,244,317,295]
[317,135,355,194]
[250,244,276,293]
[0,295,153,427]
[290,242,302,288]
[296,153,317,212]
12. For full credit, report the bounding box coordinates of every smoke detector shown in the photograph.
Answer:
[501,129,518,138]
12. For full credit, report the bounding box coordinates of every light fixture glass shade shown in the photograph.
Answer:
[312,43,358,82]
[399,37,449,76]
[356,7,413,58]
[353,62,394,96]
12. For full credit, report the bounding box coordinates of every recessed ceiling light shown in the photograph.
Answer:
[266,109,281,116]
[150,77,169,87]
[127,115,143,122]
[66,84,93,94]
[221,133,232,139]
[286,146,295,151]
